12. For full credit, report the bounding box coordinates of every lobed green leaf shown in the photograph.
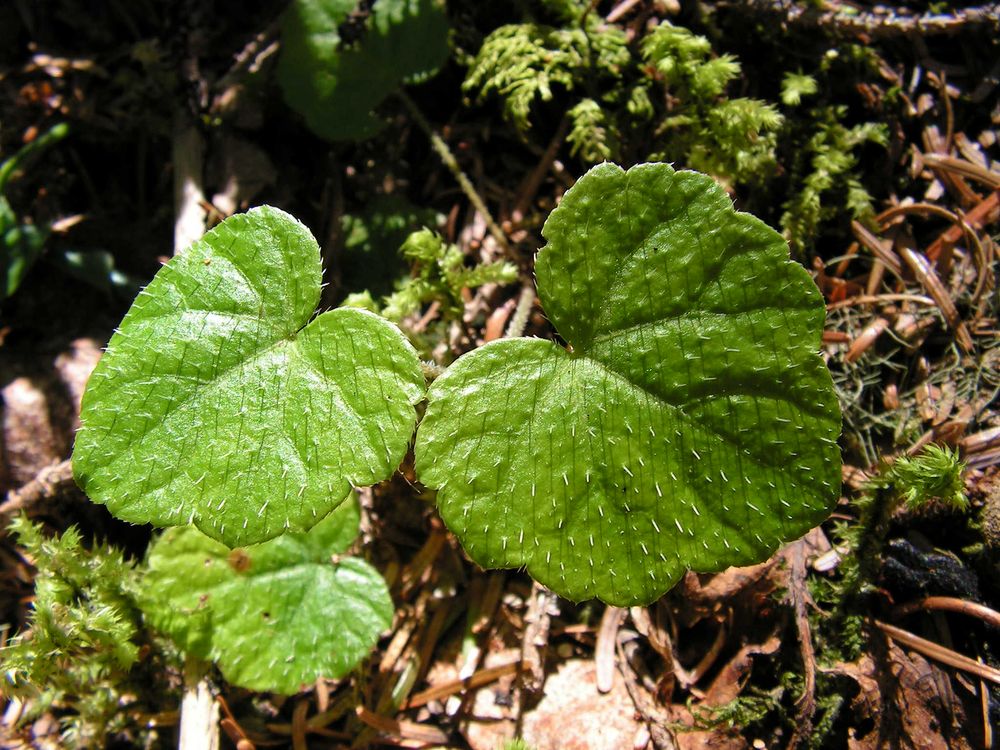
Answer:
[73,206,425,547]
[415,162,841,605]
[141,498,392,694]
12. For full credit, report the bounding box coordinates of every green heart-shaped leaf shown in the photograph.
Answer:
[415,163,841,606]
[73,206,424,547]
[278,0,450,141]
[141,498,392,693]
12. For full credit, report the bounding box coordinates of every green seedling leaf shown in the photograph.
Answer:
[73,206,424,547]
[1,123,68,298]
[1,208,47,299]
[278,0,450,141]
[415,163,841,606]
[142,497,392,693]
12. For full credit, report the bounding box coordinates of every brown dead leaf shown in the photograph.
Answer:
[674,530,829,630]
[702,635,782,707]
[823,633,974,750]
[673,561,779,630]
[657,627,781,749]
[680,562,777,604]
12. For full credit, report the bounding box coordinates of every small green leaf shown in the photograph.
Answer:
[141,498,392,694]
[278,0,450,141]
[1,209,48,299]
[415,163,841,606]
[73,206,424,547]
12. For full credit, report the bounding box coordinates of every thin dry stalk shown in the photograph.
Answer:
[877,202,961,225]
[397,91,510,255]
[615,635,679,750]
[922,154,1000,190]
[826,293,936,311]
[290,700,308,750]
[735,1,1000,38]
[925,190,999,261]
[852,221,904,279]
[606,0,642,23]
[960,427,1000,458]
[845,317,889,363]
[873,620,1000,685]
[512,116,570,222]
[405,661,521,709]
[518,583,559,697]
[677,616,728,689]
[893,596,1000,629]
[355,705,451,745]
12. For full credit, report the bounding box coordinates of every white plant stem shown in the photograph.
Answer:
[173,114,218,750]
[179,657,220,750]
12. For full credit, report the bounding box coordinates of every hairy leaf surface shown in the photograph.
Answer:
[142,498,392,693]
[415,163,841,605]
[278,0,449,141]
[73,206,424,547]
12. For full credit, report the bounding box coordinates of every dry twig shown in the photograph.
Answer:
[786,540,818,750]
[0,459,74,519]
[518,584,559,698]
[405,661,521,709]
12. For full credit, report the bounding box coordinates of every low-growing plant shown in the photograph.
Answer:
[12,162,840,698]
[71,206,426,549]
[780,107,888,252]
[1,516,161,745]
[462,20,631,163]
[339,194,443,299]
[821,444,967,659]
[463,16,783,186]
[344,226,518,353]
[416,162,841,605]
